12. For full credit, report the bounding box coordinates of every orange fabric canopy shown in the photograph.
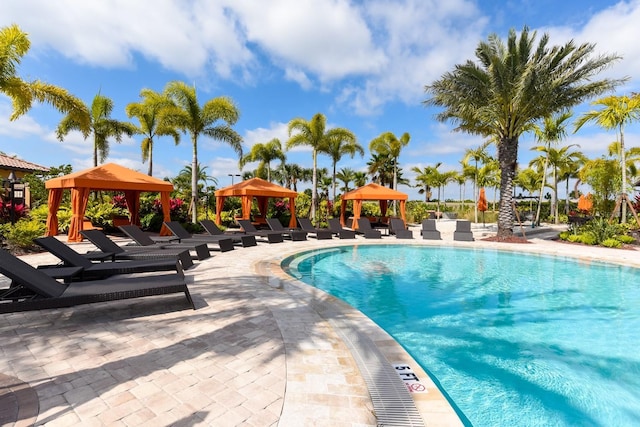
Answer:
[340,183,408,229]
[477,188,488,212]
[45,163,174,242]
[577,193,593,213]
[214,177,298,228]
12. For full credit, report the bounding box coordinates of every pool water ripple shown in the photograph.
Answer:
[283,245,640,427]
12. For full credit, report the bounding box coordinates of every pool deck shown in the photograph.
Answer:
[2,220,640,426]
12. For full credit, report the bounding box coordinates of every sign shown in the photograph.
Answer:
[393,363,428,393]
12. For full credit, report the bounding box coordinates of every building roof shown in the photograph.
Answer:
[0,153,50,173]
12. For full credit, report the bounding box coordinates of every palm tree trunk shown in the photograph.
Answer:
[473,162,478,223]
[332,162,337,203]
[311,149,317,220]
[148,142,153,176]
[191,137,198,224]
[534,156,548,226]
[552,168,559,224]
[497,137,518,238]
[620,125,627,223]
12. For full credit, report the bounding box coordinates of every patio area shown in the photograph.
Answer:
[2,220,640,426]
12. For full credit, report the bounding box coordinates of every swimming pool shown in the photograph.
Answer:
[282,245,640,427]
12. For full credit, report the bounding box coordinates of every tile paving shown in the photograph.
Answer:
[2,220,640,426]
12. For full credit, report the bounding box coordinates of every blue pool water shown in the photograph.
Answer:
[282,245,640,427]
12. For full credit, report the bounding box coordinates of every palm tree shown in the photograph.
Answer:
[516,167,543,212]
[367,152,395,186]
[287,113,355,220]
[57,93,136,167]
[240,138,286,181]
[126,89,180,176]
[171,164,217,203]
[369,131,410,193]
[462,142,491,223]
[0,24,89,129]
[336,167,356,194]
[425,26,623,238]
[164,81,242,223]
[532,144,584,223]
[353,171,367,188]
[412,163,442,203]
[531,112,572,225]
[574,94,640,223]
[323,136,364,202]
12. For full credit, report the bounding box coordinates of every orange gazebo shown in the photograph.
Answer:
[45,163,174,242]
[340,183,408,229]
[214,177,298,228]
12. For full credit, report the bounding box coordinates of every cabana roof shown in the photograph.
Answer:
[45,163,173,192]
[214,177,297,198]
[342,183,408,201]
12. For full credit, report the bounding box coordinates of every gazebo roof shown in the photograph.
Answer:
[341,183,408,201]
[215,177,297,198]
[45,163,173,192]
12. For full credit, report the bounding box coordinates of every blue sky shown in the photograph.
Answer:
[1,0,639,201]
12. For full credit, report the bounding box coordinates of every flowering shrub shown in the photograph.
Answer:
[112,194,127,209]
[273,200,289,217]
[151,197,188,222]
[0,198,27,223]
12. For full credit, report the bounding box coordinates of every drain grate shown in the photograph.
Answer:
[327,316,425,427]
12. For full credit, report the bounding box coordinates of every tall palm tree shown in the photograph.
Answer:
[412,163,442,202]
[336,167,356,194]
[126,89,180,176]
[367,152,395,186]
[425,26,623,238]
[462,142,491,223]
[0,24,89,129]
[323,136,364,202]
[530,112,572,224]
[574,94,640,223]
[369,131,410,193]
[57,93,136,167]
[164,81,242,223]
[353,171,367,188]
[240,138,286,181]
[286,113,355,220]
[171,164,218,202]
[532,144,584,223]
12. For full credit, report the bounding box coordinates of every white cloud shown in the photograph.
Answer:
[243,122,289,149]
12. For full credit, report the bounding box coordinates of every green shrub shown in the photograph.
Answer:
[558,231,571,240]
[566,234,582,243]
[615,234,635,244]
[602,238,622,248]
[578,232,597,245]
[0,218,46,250]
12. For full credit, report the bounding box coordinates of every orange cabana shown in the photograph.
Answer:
[45,163,174,242]
[214,177,298,228]
[340,183,408,229]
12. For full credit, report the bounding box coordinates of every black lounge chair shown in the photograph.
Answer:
[80,229,211,261]
[389,218,413,239]
[33,237,188,279]
[0,248,194,313]
[297,218,333,240]
[420,219,442,240]
[119,224,233,252]
[356,218,382,239]
[236,220,284,243]
[327,218,356,239]
[265,218,307,241]
[164,220,254,249]
[199,220,257,247]
[453,220,475,241]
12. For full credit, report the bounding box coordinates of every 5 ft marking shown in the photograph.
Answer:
[393,364,428,394]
